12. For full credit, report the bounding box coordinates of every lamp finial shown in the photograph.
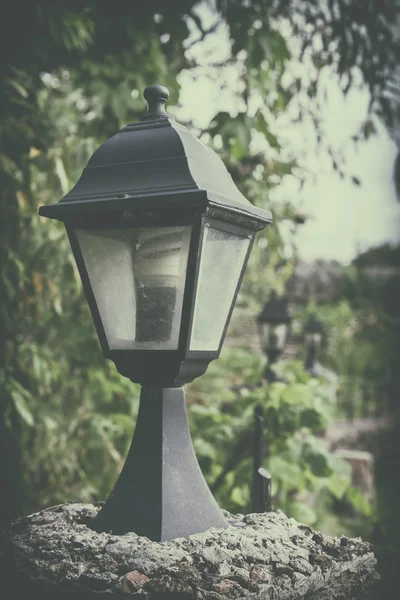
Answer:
[142,84,170,121]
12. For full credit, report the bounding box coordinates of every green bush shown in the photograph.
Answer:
[186,347,355,528]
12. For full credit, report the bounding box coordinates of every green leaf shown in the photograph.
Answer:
[55,157,69,194]
[231,485,249,508]
[302,438,333,478]
[288,502,317,525]
[193,438,217,461]
[326,473,350,499]
[269,455,302,484]
[11,391,34,427]
[347,487,373,516]
[300,408,324,430]
[7,79,29,98]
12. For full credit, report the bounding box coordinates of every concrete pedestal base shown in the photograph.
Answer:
[0,502,378,599]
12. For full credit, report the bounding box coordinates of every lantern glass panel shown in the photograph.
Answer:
[260,323,288,350]
[305,332,322,347]
[75,226,191,350]
[190,226,250,351]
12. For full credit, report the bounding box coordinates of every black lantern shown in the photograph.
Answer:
[303,314,324,376]
[257,291,291,381]
[39,85,272,541]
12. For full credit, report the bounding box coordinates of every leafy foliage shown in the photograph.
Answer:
[186,348,353,527]
[0,3,191,521]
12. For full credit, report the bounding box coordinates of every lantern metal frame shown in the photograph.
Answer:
[64,209,258,388]
[41,86,271,388]
[39,85,272,540]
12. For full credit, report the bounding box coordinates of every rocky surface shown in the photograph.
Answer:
[0,502,378,599]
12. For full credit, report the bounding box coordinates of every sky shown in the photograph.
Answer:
[293,89,400,264]
[175,2,400,264]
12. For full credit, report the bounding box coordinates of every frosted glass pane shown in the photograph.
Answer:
[76,229,136,346]
[75,227,191,350]
[190,227,250,351]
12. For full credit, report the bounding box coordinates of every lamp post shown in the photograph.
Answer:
[303,315,324,376]
[257,291,291,382]
[39,85,272,541]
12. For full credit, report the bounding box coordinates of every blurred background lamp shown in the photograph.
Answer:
[303,314,324,376]
[39,84,272,541]
[257,291,291,381]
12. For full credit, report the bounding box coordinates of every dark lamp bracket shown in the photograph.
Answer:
[90,387,228,540]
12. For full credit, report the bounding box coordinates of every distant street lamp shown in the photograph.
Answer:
[303,315,324,376]
[39,84,272,541]
[257,291,291,382]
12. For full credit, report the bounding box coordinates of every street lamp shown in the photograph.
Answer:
[39,85,272,541]
[303,315,324,376]
[257,291,291,381]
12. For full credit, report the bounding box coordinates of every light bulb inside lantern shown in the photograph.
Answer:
[135,228,188,287]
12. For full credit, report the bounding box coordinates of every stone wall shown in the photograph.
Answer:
[0,502,379,599]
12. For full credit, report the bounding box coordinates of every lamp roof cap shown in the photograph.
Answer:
[39,84,272,230]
